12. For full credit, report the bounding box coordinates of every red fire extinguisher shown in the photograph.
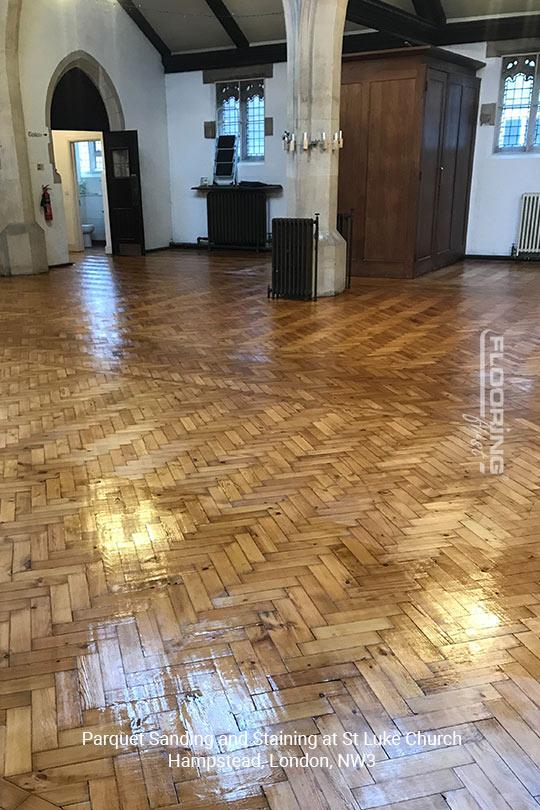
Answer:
[40,185,53,222]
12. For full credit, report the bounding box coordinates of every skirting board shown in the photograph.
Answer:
[465,254,540,261]
[145,245,173,253]
[170,241,271,252]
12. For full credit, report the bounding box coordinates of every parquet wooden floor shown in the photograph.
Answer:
[1,248,540,810]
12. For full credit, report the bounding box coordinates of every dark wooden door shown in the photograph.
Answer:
[415,69,447,273]
[103,130,145,256]
[450,81,479,255]
[433,79,462,263]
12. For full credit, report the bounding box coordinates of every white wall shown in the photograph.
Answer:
[25,133,69,267]
[449,42,540,256]
[18,0,171,264]
[51,130,84,252]
[166,63,288,244]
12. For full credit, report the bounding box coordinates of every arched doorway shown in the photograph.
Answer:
[47,53,145,257]
[49,66,111,253]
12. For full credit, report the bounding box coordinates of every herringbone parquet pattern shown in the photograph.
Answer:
[1,249,540,810]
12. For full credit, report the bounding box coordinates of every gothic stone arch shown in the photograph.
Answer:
[46,50,125,132]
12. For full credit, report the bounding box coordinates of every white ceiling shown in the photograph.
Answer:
[134,0,540,55]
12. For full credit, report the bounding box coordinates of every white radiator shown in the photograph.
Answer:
[517,193,540,256]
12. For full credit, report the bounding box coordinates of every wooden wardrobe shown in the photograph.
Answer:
[338,47,483,278]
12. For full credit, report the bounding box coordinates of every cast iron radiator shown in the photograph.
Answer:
[337,211,353,289]
[268,216,319,301]
[207,189,267,250]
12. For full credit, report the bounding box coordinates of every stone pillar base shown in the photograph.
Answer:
[316,229,347,297]
[0,222,48,276]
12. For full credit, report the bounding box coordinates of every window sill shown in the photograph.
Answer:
[493,152,540,157]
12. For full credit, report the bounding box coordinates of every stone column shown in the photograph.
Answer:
[0,0,48,276]
[282,0,348,296]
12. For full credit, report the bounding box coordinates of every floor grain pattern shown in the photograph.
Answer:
[0,249,540,810]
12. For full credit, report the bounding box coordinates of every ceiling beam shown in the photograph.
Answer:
[164,42,286,73]
[411,0,445,27]
[204,0,250,49]
[342,31,414,54]
[115,0,171,60]
[437,14,540,44]
[346,0,438,43]
[164,32,420,73]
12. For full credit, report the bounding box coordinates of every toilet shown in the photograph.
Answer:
[82,224,95,248]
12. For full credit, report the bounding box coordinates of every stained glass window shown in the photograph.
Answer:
[497,55,540,152]
[216,79,265,161]
[216,82,240,140]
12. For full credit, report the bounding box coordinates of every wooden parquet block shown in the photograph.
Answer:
[1,250,540,809]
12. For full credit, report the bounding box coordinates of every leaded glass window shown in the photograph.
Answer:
[216,79,265,161]
[497,55,540,152]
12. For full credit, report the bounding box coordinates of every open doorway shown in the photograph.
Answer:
[49,64,146,257]
[51,130,111,254]
[74,140,106,250]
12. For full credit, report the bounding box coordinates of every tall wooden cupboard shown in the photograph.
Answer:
[338,47,483,278]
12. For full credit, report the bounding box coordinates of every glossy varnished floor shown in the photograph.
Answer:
[1,249,540,810]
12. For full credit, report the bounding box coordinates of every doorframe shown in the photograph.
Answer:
[70,135,112,254]
[70,140,84,252]
[51,131,112,254]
